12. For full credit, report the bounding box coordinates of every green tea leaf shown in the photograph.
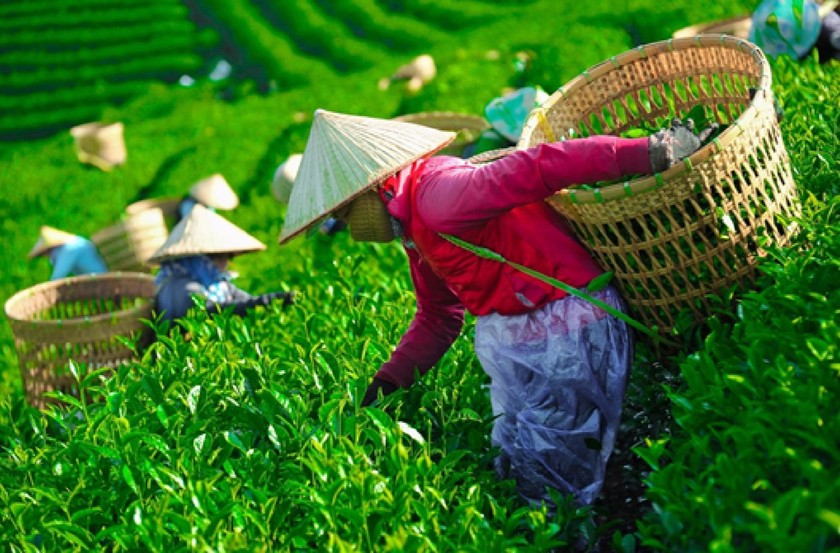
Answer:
[397,421,425,444]
[587,271,614,292]
[122,465,139,494]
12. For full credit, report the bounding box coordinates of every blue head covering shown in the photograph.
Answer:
[749,0,821,59]
[484,86,550,142]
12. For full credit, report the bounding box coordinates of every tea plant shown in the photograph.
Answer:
[0,0,835,551]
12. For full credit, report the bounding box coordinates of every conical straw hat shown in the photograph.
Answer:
[28,226,77,258]
[278,109,456,243]
[271,153,303,204]
[148,204,265,263]
[189,173,239,210]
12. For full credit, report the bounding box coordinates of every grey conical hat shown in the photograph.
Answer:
[278,109,456,244]
[148,204,265,263]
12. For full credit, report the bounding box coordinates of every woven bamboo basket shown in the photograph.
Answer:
[92,207,169,272]
[518,35,801,334]
[125,197,181,218]
[4,272,156,409]
[672,15,752,39]
[125,197,182,230]
[393,112,490,156]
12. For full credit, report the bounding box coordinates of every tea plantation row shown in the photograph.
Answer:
[1,0,837,551]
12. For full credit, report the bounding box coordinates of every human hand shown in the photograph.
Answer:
[361,377,398,407]
[648,118,718,172]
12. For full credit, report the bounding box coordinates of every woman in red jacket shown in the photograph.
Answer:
[279,109,710,507]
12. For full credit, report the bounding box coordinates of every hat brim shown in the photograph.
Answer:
[278,131,455,244]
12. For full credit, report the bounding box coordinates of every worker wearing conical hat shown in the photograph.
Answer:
[278,108,715,508]
[177,173,240,222]
[29,226,108,281]
[149,205,293,321]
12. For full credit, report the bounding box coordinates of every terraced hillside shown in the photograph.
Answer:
[0,0,534,141]
[0,0,204,140]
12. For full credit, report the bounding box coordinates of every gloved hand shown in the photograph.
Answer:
[217,291,296,316]
[263,291,296,307]
[362,377,398,406]
[648,118,718,172]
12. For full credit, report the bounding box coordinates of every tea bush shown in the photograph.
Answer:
[634,55,839,552]
[1,0,837,551]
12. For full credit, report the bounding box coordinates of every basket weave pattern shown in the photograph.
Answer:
[92,207,169,272]
[519,36,801,332]
[4,273,156,409]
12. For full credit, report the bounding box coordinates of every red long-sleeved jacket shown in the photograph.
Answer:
[375,136,651,387]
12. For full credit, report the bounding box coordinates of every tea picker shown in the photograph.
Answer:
[149,204,294,322]
[28,225,108,281]
[278,109,713,507]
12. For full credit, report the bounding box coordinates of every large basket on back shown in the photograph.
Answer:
[92,207,169,272]
[393,112,490,156]
[4,272,156,409]
[518,36,801,334]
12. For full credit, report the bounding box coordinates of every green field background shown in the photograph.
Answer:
[0,0,838,551]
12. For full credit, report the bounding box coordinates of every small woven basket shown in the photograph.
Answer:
[518,35,801,333]
[393,112,490,156]
[4,272,156,409]
[92,207,169,272]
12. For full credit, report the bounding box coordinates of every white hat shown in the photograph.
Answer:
[28,226,77,259]
[271,153,303,204]
[189,173,239,211]
[70,122,127,171]
[278,109,456,244]
[148,204,265,263]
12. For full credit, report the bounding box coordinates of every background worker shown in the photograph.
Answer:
[150,204,294,321]
[28,225,107,281]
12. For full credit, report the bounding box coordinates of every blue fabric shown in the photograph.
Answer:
[484,86,549,142]
[48,236,108,280]
[179,196,217,220]
[154,255,233,303]
[178,197,198,220]
[749,0,821,59]
[474,285,632,507]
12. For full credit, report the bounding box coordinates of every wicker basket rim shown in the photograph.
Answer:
[4,272,156,326]
[125,196,181,215]
[517,34,772,206]
[672,14,751,39]
[393,111,490,131]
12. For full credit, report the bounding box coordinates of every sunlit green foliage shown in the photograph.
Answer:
[0,0,837,551]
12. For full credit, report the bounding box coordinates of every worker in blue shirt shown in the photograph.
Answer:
[28,226,108,280]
